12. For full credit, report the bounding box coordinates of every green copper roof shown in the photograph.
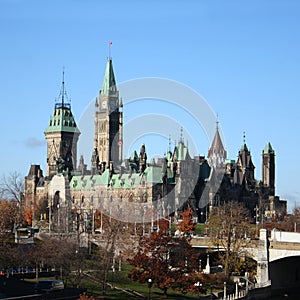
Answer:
[264,142,275,154]
[240,143,248,152]
[144,166,163,183]
[174,141,189,161]
[100,59,117,96]
[45,105,80,134]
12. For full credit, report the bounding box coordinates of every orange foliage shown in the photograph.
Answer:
[128,231,200,295]
[79,292,95,300]
[157,218,170,234]
[177,208,196,234]
[23,207,33,225]
[0,200,19,231]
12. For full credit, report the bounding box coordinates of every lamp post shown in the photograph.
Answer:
[194,281,202,299]
[48,199,52,234]
[142,205,146,235]
[148,278,152,299]
[224,282,227,300]
[199,259,202,273]
[57,203,60,230]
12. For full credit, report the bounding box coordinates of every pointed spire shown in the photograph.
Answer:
[208,122,226,158]
[208,121,227,168]
[100,58,117,97]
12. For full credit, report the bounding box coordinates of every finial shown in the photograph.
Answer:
[180,127,183,143]
[243,131,246,144]
[56,66,70,108]
[62,66,65,107]
[168,135,171,152]
[216,113,219,130]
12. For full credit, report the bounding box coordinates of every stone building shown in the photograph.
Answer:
[24,56,287,233]
[207,129,287,221]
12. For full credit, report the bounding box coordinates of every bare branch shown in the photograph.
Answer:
[0,171,24,202]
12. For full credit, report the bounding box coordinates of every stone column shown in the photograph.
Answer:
[256,229,271,287]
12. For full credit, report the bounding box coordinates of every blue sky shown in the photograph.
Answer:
[0,0,300,210]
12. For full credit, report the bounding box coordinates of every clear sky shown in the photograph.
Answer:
[0,0,299,211]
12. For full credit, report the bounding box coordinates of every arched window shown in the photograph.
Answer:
[53,191,60,208]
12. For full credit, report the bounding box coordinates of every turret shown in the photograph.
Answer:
[44,72,80,177]
[262,142,275,196]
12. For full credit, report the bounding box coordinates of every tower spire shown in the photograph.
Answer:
[208,120,227,168]
[56,67,69,108]
[100,57,116,97]
[62,67,65,107]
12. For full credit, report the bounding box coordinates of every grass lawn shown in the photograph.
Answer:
[22,265,203,299]
[74,266,201,299]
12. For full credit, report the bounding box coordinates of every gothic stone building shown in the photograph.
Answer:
[24,57,287,233]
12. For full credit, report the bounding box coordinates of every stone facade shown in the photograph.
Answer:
[24,56,287,233]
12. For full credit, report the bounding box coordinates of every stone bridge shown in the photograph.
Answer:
[191,229,300,290]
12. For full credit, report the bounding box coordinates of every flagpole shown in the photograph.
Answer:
[109,41,112,59]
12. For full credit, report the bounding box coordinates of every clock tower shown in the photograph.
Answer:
[92,58,123,173]
[44,73,80,177]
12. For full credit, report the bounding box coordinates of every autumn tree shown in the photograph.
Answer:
[177,207,196,235]
[23,206,33,225]
[128,231,200,295]
[0,199,23,271]
[0,199,20,235]
[266,206,300,232]
[207,201,255,277]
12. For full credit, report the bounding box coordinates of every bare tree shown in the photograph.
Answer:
[0,172,24,202]
[207,201,255,277]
